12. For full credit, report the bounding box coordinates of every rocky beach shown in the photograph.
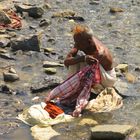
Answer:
[0,0,140,140]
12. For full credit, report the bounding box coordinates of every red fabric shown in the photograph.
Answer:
[0,9,22,29]
[46,63,101,114]
[44,102,64,119]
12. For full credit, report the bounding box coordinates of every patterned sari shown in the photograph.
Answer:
[46,62,101,114]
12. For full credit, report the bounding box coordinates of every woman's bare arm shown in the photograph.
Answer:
[64,47,85,67]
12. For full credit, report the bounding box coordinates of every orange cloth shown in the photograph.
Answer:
[44,102,64,119]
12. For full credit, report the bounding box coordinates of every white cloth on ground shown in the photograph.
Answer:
[85,87,123,112]
[17,88,123,127]
[17,102,74,126]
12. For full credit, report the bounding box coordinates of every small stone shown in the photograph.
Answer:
[43,61,64,67]
[125,72,136,83]
[107,23,112,27]
[115,64,128,73]
[32,96,40,101]
[0,48,7,53]
[9,67,17,74]
[51,51,57,55]
[44,52,50,56]
[47,38,56,44]
[65,16,85,22]
[0,10,11,24]
[110,7,124,13]
[29,25,37,30]
[16,108,23,112]
[7,32,17,38]
[52,10,75,18]
[58,55,64,60]
[0,36,10,48]
[115,47,123,50]
[15,90,27,96]
[0,53,15,60]
[0,84,13,94]
[0,29,6,33]
[89,0,100,5]
[43,3,51,9]
[3,72,19,82]
[78,118,98,126]
[116,71,124,77]
[39,19,51,27]
[135,67,140,72]
[44,68,57,74]
[44,47,54,53]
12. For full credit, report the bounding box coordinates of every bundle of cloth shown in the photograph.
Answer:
[18,62,123,126]
[0,9,22,29]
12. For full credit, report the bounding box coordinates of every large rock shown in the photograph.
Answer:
[15,4,44,18]
[114,79,139,97]
[31,126,60,140]
[11,35,41,52]
[31,117,95,140]
[114,80,128,95]
[30,76,63,93]
[91,124,135,140]
[0,10,11,24]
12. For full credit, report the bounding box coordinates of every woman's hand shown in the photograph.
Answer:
[85,55,98,65]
